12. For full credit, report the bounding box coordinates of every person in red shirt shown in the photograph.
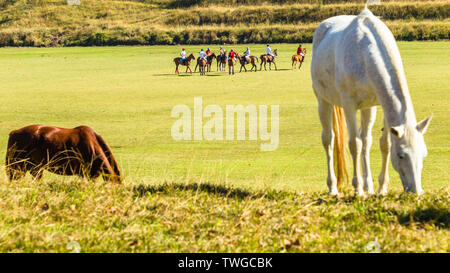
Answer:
[297,44,305,56]
[229,49,237,61]
[206,48,211,55]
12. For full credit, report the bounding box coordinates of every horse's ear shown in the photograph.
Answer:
[390,125,405,139]
[417,115,432,134]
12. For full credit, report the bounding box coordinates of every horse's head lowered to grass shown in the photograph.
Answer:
[390,116,432,195]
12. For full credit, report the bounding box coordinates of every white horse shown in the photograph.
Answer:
[311,7,432,196]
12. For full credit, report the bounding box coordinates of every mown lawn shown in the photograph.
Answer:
[0,42,448,252]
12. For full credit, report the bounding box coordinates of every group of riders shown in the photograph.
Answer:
[179,44,305,65]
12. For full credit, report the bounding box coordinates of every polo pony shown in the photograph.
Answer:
[196,57,207,75]
[292,49,307,69]
[6,125,121,183]
[217,52,227,71]
[228,54,237,75]
[260,49,277,71]
[206,53,217,72]
[311,7,432,196]
[238,55,258,72]
[173,53,195,74]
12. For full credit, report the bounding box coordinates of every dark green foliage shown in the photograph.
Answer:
[164,3,450,25]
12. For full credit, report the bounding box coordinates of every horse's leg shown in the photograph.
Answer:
[360,106,377,195]
[194,63,198,73]
[378,118,391,195]
[274,61,277,71]
[342,101,365,196]
[292,59,295,69]
[318,99,339,196]
[175,63,179,74]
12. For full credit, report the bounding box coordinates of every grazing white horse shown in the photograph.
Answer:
[311,7,432,196]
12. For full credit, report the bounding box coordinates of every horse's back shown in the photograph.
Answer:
[8,125,95,150]
[311,11,381,107]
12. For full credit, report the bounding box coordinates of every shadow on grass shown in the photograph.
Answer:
[133,182,298,201]
[397,208,449,229]
[153,73,177,76]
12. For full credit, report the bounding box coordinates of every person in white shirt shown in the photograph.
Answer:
[199,48,207,60]
[219,45,225,58]
[266,44,274,59]
[180,48,187,62]
[243,47,250,63]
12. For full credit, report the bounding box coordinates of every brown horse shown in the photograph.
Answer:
[194,53,216,73]
[217,51,227,71]
[196,57,207,75]
[260,49,278,71]
[238,55,258,72]
[292,49,307,69]
[228,54,237,75]
[206,53,217,72]
[173,53,195,74]
[5,125,121,183]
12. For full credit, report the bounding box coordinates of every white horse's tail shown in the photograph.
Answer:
[332,106,348,188]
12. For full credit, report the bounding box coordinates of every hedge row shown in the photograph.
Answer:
[164,3,450,26]
[149,0,442,9]
[1,21,448,47]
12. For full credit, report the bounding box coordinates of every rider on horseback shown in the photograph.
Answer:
[266,44,274,60]
[229,49,237,61]
[243,47,250,63]
[297,44,305,57]
[199,48,207,61]
[206,48,211,56]
[219,45,225,59]
[180,48,187,63]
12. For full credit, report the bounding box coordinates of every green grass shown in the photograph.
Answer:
[0,42,448,252]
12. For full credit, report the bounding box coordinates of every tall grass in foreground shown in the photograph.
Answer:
[0,176,447,252]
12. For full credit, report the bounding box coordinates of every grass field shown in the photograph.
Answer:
[0,42,448,252]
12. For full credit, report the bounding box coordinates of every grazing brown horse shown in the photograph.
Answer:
[228,54,237,75]
[292,49,307,69]
[260,49,278,71]
[217,51,227,71]
[238,55,258,72]
[5,125,121,183]
[173,53,195,74]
